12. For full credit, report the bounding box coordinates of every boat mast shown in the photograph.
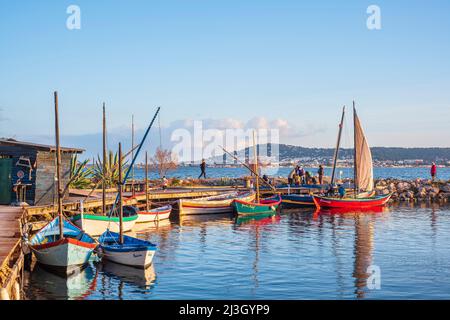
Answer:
[54,91,64,239]
[353,101,358,197]
[110,107,160,215]
[131,115,135,197]
[102,103,107,215]
[330,106,345,186]
[145,151,149,211]
[118,142,124,244]
[253,131,260,203]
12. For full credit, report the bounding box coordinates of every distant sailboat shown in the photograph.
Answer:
[313,102,391,210]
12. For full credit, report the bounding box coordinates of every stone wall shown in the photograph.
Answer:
[375,178,450,202]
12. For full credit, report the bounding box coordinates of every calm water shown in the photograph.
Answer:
[24,203,450,300]
[132,166,450,181]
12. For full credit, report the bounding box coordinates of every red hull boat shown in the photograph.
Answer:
[312,194,392,210]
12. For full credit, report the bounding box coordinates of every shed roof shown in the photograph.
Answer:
[0,139,84,153]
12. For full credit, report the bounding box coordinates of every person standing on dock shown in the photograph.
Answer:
[298,166,305,184]
[431,162,437,181]
[162,176,168,190]
[318,165,324,185]
[199,159,207,179]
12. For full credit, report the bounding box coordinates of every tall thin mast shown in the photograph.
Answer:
[102,103,107,215]
[54,91,64,238]
[145,151,149,211]
[353,101,358,197]
[110,107,160,215]
[253,131,260,203]
[131,115,135,197]
[118,142,124,244]
[330,106,345,186]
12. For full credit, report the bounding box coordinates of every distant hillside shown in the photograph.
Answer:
[216,144,450,163]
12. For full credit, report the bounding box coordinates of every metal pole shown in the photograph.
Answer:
[145,151,149,211]
[131,115,135,197]
[102,103,107,214]
[330,106,345,186]
[353,101,358,198]
[54,91,64,239]
[253,131,260,203]
[118,142,124,244]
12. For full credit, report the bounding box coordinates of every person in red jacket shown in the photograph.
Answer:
[431,162,437,181]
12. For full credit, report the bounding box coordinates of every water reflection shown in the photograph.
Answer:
[24,204,450,299]
[25,263,98,300]
[315,206,389,299]
[98,262,157,292]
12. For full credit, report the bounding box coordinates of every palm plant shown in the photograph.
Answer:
[69,155,94,189]
[93,150,128,188]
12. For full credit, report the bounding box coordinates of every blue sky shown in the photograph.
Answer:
[1,0,449,159]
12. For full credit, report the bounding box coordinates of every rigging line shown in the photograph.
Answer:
[109,107,161,216]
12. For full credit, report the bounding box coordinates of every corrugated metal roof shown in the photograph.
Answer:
[0,139,84,153]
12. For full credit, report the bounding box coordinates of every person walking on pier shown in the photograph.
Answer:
[318,165,324,185]
[431,162,437,181]
[199,159,207,179]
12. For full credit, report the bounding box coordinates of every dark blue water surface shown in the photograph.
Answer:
[25,203,450,300]
[132,166,450,181]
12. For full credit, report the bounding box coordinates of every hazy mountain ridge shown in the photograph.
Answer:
[216,144,450,163]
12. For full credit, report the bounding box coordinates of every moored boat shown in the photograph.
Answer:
[29,92,97,275]
[178,191,255,215]
[281,194,314,208]
[72,213,138,236]
[99,231,157,269]
[100,138,159,269]
[233,194,282,215]
[312,193,392,210]
[313,103,391,210]
[134,204,172,223]
[29,216,97,274]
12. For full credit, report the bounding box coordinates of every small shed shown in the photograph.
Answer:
[0,139,84,206]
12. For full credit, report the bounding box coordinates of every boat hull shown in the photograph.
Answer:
[312,194,392,210]
[30,238,96,271]
[281,194,314,208]
[99,232,157,269]
[136,205,172,223]
[102,248,156,269]
[233,195,282,216]
[179,192,255,215]
[72,214,138,236]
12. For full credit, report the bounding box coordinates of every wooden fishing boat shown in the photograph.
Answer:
[100,129,160,268]
[99,231,157,269]
[314,103,391,210]
[233,194,282,215]
[29,217,97,274]
[178,191,255,215]
[312,193,392,210]
[281,194,314,208]
[29,92,97,275]
[131,205,172,223]
[72,213,138,236]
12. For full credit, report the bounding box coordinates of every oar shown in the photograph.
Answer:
[219,146,277,193]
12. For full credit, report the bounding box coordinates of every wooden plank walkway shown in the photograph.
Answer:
[0,206,22,275]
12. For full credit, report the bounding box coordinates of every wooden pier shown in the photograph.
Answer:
[0,206,25,300]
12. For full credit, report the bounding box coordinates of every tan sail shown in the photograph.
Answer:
[354,107,374,192]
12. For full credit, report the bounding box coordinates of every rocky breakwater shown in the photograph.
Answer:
[375,179,450,202]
